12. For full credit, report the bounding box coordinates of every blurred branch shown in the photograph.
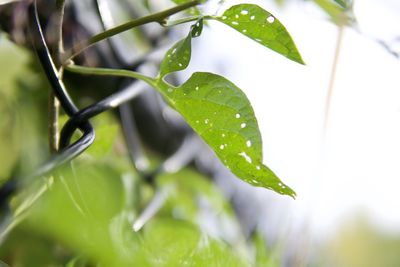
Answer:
[62,0,202,64]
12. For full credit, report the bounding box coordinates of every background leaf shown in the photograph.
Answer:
[214,4,304,64]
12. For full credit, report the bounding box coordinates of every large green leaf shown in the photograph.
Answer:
[156,73,295,197]
[214,4,304,64]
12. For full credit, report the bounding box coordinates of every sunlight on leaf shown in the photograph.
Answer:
[214,4,304,64]
[156,72,295,197]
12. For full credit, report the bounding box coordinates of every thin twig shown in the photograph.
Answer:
[323,22,345,135]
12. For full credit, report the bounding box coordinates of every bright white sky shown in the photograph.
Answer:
[183,0,400,237]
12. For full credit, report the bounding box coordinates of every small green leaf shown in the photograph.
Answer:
[214,4,304,64]
[156,72,295,197]
[159,18,203,78]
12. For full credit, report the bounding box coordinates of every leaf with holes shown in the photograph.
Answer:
[214,4,304,64]
[156,72,295,197]
[159,18,203,78]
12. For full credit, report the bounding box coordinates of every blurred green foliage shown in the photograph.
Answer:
[0,30,274,267]
[318,215,400,267]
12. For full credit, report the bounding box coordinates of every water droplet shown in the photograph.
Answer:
[172,48,177,54]
[232,21,239,25]
[241,123,246,128]
[239,152,252,163]
[196,120,199,124]
[195,86,199,91]
[255,38,262,42]
[220,145,225,150]
[246,140,252,147]
[167,88,173,93]
[178,63,183,67]
[241,10,249,15]
[222,16,227,20]
[205,119,209,124]
[256,165,261,170]
[222,134,226,138]
[235,14,239,19]
[242,29,247,33]
[250,15,256,20]
[252,179,259,184]
[236,113,241,119]
[267,16,275,23]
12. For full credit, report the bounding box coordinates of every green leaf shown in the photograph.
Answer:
[156,72,295,197]
[159,18,203,78]
[214,4,304,64]
[313,0,354,25]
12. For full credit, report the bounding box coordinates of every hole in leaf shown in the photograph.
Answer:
[267,15,275,23]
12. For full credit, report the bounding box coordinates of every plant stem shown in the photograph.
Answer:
[56,0,66,58]
[48,0,66,153]
[62,0,201,64]
[65,64,157,87]
[48,92,60,153]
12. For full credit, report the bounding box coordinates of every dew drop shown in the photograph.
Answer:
[252,179,259,184]
[178,63,183,67]
[195,86,199,91]
[222,134,226,138]
[196,120,199,124]
[241,10,249,15]
[267,15,275,23]
[172,48,177,54]
[235,14,239,19]
[232,21,239,25]
[205,119,209,124]
[241,123,246,128]
[220,144,225,150]
[167,88,173,93]
[246,140,252,147]
[242,29,247,33]
[256,165,261,170]
[222,16,227,20]
[235,113,241,119]
[250,15,256,20]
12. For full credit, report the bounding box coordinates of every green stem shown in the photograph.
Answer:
[47,0,66,153]
[62,0,201,64]
[56,0,66,58]
[65,64,157,87]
